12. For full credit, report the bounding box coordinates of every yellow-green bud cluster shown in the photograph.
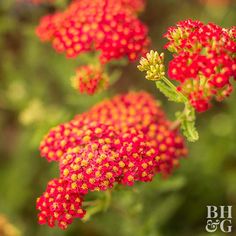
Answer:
[138,50,165,81]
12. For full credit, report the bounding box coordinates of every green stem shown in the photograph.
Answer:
[170,104,188,130]
[83,200,101,207]
[82,201,104,222]
[82,190,112,222]
[162,76,188,103]
[103,190,112,211]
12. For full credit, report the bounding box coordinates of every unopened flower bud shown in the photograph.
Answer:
[138,50,165,80]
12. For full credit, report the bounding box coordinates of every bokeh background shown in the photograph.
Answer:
[0,0,236,235]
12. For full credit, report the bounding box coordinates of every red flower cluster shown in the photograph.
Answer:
[36,0,149,63]
[164,20,236,112]
[37,92,187,229]
[37,179,85,229]
[71,65,109,95]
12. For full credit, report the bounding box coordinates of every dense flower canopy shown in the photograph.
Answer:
[36,0,149,63]
[37,92,187,229]
[164,20,236,112]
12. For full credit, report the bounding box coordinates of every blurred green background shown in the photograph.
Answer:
[0,0,236,235]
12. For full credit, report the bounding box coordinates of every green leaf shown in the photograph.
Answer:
[176,103,199,142]
[155,81,185,103]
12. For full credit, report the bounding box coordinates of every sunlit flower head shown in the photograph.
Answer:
[164,20,236,112]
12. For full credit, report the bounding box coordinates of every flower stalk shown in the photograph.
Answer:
[138,50,199,142]
[82,190,112,222]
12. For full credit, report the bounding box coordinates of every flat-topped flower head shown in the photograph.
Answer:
[37,92,187,229]
[36,0,150,63]
[71,65,109,95]
[164,20,236,112]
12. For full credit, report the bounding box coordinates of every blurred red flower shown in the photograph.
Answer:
[36,0,150,63]
[37,92,187,229]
